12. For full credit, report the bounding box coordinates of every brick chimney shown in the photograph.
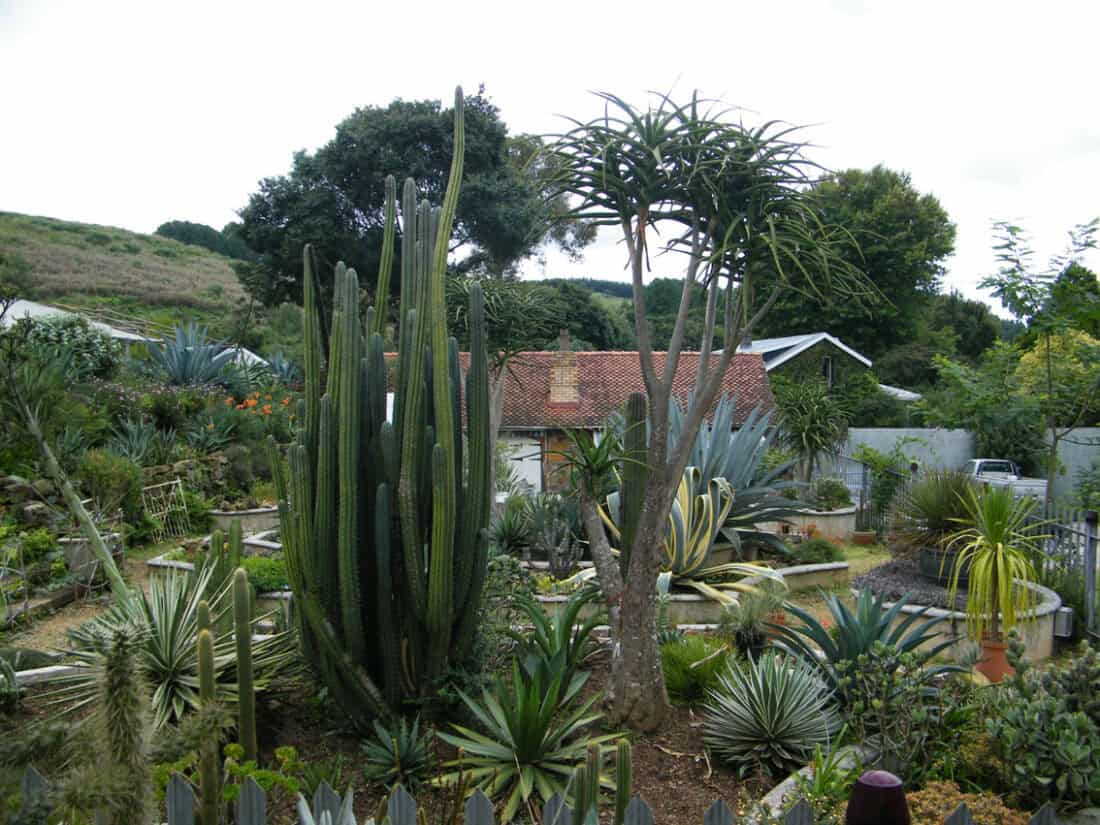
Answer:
[549,329,579,406]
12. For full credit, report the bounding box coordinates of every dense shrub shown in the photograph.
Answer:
[810,478,852,511]
[14,315,122,379]
[905,781,1029,825]
[1074,459,1100,510]
[661,635,730,705]
[789,536,843,564]
[78,449,143,525]
[240,556,289,593]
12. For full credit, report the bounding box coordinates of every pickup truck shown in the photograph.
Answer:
[963,459,1047,500]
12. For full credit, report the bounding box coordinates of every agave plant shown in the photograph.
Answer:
[44,564,299,728]
[265,351,300,386]
[602,466,777,601]
[436,662,618,821]
[771,588,958,699]
[148,321,235,387]
[506,585,604,698]
[361,715,434,791]
[703,653,839,778]
[670,394,807,556]
[107,417,157,466]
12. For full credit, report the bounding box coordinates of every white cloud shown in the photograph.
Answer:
[2,0,1098,313]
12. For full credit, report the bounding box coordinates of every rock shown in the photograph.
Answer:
[1064,809,1100,825]
[31,478,56,498]
[19,501,50,527]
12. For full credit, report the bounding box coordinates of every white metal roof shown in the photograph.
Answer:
[1,299,152,342]
[735,331,873,370]
[878,383,922,402]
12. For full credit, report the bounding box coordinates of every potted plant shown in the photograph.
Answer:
[718,586,783,658]
[893,470,974,586]
[945,485,1048,682]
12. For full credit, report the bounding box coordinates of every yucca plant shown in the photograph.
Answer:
[703,653,839,778]
[436,661,618,821]
[148,321,235,387]
[506,586,604,698]
[45,565,299,728]
[772,588,957,699]
[946,485,1049,642]
[361,715,434,791]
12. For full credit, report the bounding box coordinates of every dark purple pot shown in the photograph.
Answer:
[846,770,909,825]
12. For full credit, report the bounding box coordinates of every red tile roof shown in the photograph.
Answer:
[478,352,773,430]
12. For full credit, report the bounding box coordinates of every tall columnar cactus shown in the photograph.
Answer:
[197,628,220,825]
[233,568,257,763]
[619,392,649,575]
[272,87,491,721]
[614,739,632,825]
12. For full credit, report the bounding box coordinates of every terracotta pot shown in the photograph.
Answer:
[976,637,1014,683]
[852,530,875,546]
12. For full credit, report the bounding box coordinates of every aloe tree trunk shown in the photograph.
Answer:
[20,399,132,606]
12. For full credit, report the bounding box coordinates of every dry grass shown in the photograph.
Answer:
[0,211,246,309]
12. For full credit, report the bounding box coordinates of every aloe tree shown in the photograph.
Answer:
[553,92,870,729]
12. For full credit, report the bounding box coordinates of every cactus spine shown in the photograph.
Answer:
[233,568,257,763]
[273,86,491,721]
[197,628,219,825]
[620,392,649,575]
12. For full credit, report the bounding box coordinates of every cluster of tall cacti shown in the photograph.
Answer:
[272,87,491,721]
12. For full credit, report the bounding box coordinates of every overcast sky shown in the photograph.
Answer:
[3,0,1098,313]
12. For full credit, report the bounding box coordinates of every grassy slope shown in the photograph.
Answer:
[0,211,248,334]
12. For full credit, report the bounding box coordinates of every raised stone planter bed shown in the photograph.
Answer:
[760,506,858,542]
[859,580,1061,663]
[209,506,280,536]
[536,561,849,626]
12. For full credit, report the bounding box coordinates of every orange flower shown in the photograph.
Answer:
[236,403,246,410]
[262,404,273,415]
[265,394,273,401]
[246,398,258,408]
[281,397,291,407]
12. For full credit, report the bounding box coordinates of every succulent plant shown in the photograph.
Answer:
[703,653,839,778]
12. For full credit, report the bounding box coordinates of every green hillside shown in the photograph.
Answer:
[0,211,248,335]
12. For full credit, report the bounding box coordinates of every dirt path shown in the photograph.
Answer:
[4,542,167,654]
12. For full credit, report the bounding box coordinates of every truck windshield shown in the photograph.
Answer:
[979,461,1015,474]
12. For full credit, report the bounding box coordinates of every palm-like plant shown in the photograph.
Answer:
[703,653,839,778]
[45,565,299,728]
[772,589,958,699]
[148,321,234,387]
[945,486,1049,641]
[893,470,975,552]
[773,380,848,482]
[436,662,618,821]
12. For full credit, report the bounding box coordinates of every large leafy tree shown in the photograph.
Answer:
[553,92,868,731]
[980,219,1100,502]
[754,164,956,360]
[237,91,591,306]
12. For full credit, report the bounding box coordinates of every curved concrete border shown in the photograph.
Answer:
[537,561,849,626]
[745,745,876,824]
[209,506,279,535]
[858,580,1061,662]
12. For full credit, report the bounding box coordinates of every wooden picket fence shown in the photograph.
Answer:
[11,767,1065,825]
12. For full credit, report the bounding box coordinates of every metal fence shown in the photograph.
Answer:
[819,453,911,537]
[1037,505,1099,638]
[11,768,1064,825]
